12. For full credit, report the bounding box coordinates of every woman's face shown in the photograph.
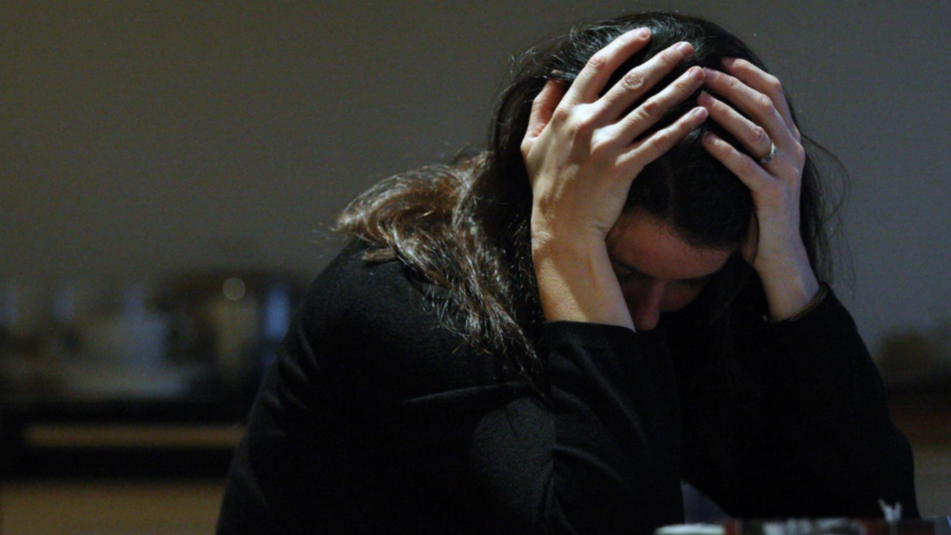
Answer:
[606,211,734,331]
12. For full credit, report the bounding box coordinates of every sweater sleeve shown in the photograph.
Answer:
[676,288,919,519]
[480,321,685,534]
[217,244,687,535]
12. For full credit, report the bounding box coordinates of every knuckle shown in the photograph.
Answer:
[620,69,646,92]
[649,128,676,153]
[561,119,583,140]
[749,125,769,146]
[674,73,698,93]
[756,93,776,115]
[660,47,680,65]
[587,51,609,71]
[550,107,572,124]
[639,97,662,120]
[589,137,612,159]
[724,74,740,91]
[793,143,806,163]
[732,58,751,71]
[574,111,598,132]
[520,139,532,159]
[565,111,598,138]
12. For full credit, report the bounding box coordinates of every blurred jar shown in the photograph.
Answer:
[0,279,49,358]
[74,280,169,369]
[158,271,301,396]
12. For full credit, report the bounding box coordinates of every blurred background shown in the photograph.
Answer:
[2,0,949,532]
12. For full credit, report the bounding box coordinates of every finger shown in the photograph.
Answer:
[619,106,707,173]
[722,58,800,141]
[597,41,696,119]
[698,90,781,163]
[563,27,652,106]
[615,66,704,144]
[702,68,794,151]
[700,131,776,193]
[522,79,567,154]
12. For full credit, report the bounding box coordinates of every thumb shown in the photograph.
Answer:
[521,79,567,157]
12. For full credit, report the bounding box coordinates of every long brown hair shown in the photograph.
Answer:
[337,12,847,387]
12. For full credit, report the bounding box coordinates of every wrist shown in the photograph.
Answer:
[531,221,598,258]
[756,260,821,321]
[531,232,634,331]
[768,282,829,323]
[530,200,612,251]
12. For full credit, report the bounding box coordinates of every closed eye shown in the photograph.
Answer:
[612,262,716,289]
[612,263,648,283]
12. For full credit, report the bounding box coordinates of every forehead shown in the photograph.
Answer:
[606,212,734,281]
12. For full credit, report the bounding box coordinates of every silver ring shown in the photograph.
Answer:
[759,142,777,165]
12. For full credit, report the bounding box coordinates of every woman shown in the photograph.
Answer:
[217,11,918,534]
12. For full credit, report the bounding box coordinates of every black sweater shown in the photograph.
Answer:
[217,241,918,534]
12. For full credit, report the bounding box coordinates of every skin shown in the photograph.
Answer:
[607,211,733,331]
[521,28,820,332]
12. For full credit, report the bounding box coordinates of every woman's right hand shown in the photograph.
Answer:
[520,29,707,329]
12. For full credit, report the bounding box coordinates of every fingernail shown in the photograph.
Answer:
[722,57,737,68]
[698,91,714,105]
[702,67,718,79]
[677,42,694,56]
[637,27,651,39]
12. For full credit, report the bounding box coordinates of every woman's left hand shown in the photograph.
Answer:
[698,58,820,321]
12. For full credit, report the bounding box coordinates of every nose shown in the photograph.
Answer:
[628,281,664,332]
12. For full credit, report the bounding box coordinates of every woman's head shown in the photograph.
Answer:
[478,11,837,320]
[490,12,783,251]
[606,210,735,331]
[342,11,842,381]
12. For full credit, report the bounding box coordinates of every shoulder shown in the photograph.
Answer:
[287,239,501,403]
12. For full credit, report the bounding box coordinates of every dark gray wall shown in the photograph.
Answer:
[3,1,950,351]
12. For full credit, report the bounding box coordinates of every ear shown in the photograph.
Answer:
[520,79,567,161]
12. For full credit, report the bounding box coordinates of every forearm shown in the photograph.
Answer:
[754,240,821,321]
[693,291,919,518]
[468,321,684,533]
[531,228,634,330]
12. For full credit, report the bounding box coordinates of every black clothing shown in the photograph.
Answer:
[217,241,918,534]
